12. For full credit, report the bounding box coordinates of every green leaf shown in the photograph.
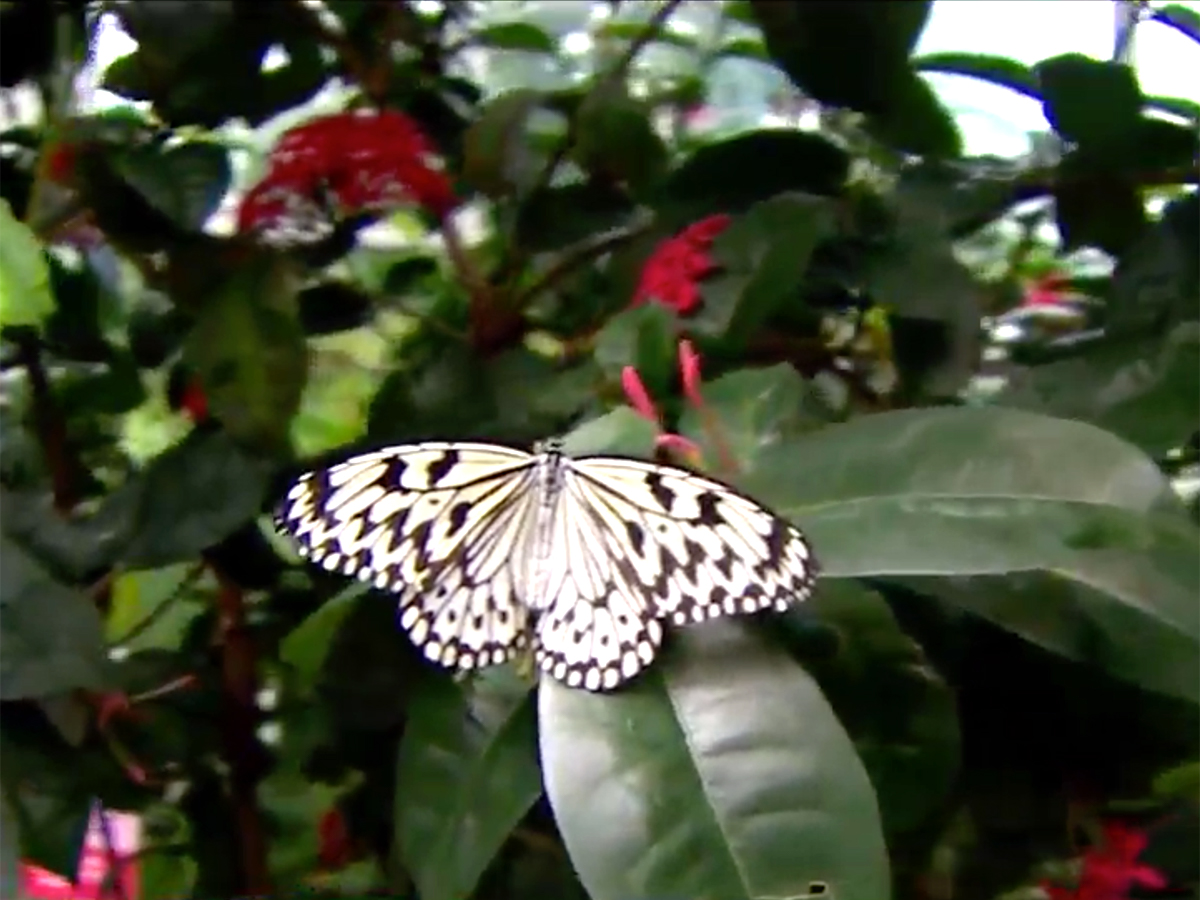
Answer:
[540,619,890,900]
[740,406,1200,702]
[863,170,984,398]
[515,181,636,253]
[140,848,198,900]
[0,788,19,900]
[0,535,110,700]
[787,582,960,835]
[1035,54,1144,150]
[1145,94,1200,122]
[698,192,832,344]
[678,364,826,475]
[107,564,205,652]
[660,131,849,222]
[999,324,1200,459]
[111,142,231,232]
[85,429,273,571]
[0,200,54,330]
[183,252,308,452]
[1152,3,1200,43]
[913,52,1040,99]
[593,303,676,399]
[1052,152,1147,256]
[472,22,557,53]
[0,723,95,878]
[751,0,931,116]
[395,675,541,900]
[1108,191,1198,338]
[280,582,367,694]
[573,85,668,195]
[462,89,546,198]
[561,407,658,458]
[867,71,962,159]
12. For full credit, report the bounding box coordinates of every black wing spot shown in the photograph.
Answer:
[427,448,460,487]
[695,491,726,526]
[645,472,676,513]
[472,613,485,630]
[446,501,473,537]
[383,455,408,489]
[624,520,646,557]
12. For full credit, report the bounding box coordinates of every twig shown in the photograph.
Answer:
[213,565,271,895]
[12,335,80,513]
[512,218,655,309]
[107,562,206,649]
[495,0,685,291]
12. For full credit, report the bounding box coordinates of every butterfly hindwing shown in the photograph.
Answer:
[530,481,665,691]
[274,442,539,670]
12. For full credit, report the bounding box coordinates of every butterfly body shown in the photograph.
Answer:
[275,438,818,692]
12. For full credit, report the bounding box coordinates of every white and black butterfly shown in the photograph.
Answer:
[274,437,818,692]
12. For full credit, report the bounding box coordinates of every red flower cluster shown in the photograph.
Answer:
[1042,822,1166,900]
[631,214,731,315]
[1023,272,1070,307]
[237,110,457,241]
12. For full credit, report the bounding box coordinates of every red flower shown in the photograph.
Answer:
[179,379,209,424]
[619,342,706,465]
[1041,822,1167,900]
[317,807,353,870]
[237,110,457,242]
[1023,272,1070,307]
[631,214,731,315]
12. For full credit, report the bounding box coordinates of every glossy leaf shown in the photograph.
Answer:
[1036,54,1144,150]
[786,581,960,835]
[183,252,308,452]
[573,85,667,195]
[678,363,827,474]
[752,1,931,116]
[700,192,832,343]
[541,619,890,900]
[395,674,541,900]
[0,200,53,330]
[913,52,1040,99]
[740,406,1200,701]
[660,130,849,222]
[0,535,109,700]
[462,89,546,198]
[472,22,556,53]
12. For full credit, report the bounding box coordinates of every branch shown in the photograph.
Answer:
[513,217,655,309]
[213,565,271,895]
[495,0,685,290]
[12,335,82,513]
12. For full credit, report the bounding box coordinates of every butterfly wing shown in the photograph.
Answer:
[275,442,540,671]
[532,455,818,691]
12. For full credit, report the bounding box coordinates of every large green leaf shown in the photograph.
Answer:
[999,324,1199,459]
[739,406,1200,701]
[0,535,109,701]
[0,200,54,330]
[183,252,308,453]
[785,582,960,836]
[697,193,832,345]
[540,619,889,900]
[395,674,541,900]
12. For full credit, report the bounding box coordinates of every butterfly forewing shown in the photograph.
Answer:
[274,442,541,670]
[564,457,818,623]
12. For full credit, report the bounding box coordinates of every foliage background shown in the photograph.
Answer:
[0,1,1197,899]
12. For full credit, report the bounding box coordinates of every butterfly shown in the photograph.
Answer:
[274,437,819,692]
